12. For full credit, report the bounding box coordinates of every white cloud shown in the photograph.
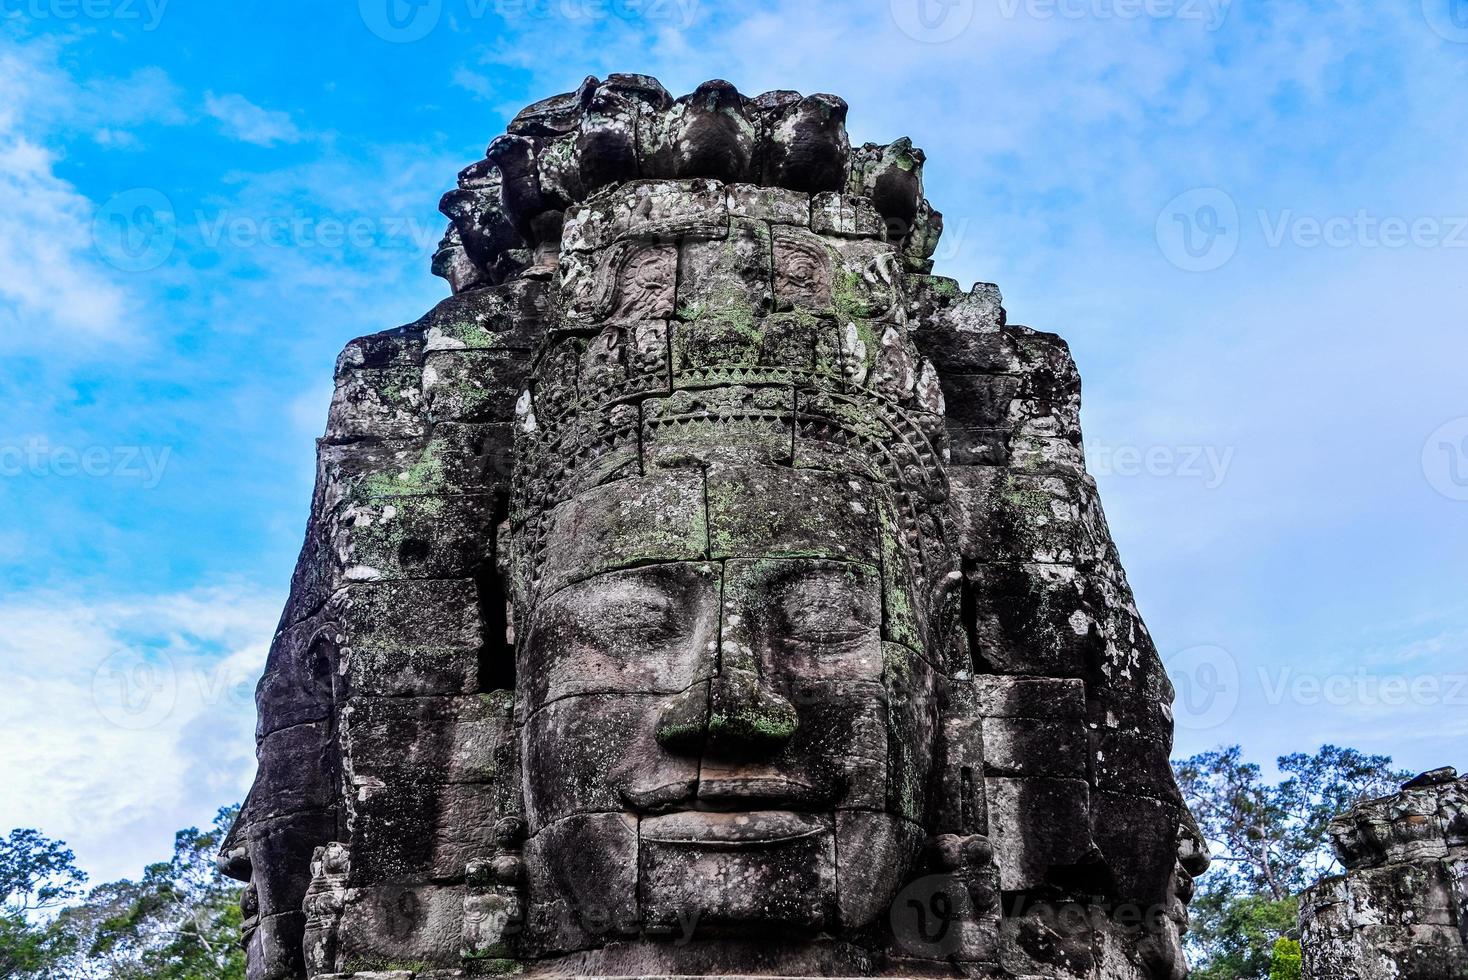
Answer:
[0,584,279,885]
[0,38,189,349]
[0,135,133,343]
[451,66,495,101]
[204,91,304,146]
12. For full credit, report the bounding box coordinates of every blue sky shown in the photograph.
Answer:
[1,0,1465,885]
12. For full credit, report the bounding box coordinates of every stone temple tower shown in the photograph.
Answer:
[1301,768,1468,979]
[221,74,1209,980]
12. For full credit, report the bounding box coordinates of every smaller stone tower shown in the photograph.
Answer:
[1301,767,1468,979]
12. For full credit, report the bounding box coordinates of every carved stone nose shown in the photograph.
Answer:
[654,684,708,755]
[653,667,798,758]
[705,666,797,757]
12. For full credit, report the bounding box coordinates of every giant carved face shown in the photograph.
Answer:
[220,76,1210,980]
[514,461,943,952]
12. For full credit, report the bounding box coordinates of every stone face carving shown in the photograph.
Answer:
[1301,769,1468,980]
[223,75,1205,980]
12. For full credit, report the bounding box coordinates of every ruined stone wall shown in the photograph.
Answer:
[1301,769,1468,979]
[222,74,1204,980]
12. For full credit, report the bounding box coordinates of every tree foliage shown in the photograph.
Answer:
[1269,936,1303,980]
[1186,884,1299,980]
[1175,744,1407,900]
[1174,744,1409,980]
[0,809,244,980]
[0,829,87,978]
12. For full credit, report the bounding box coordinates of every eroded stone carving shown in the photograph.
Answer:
[223,74,1205,980]
[1301,768,1468,979]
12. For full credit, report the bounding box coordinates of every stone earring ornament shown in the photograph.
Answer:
[223,74,1208,980]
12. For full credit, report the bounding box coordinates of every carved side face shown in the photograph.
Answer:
[516,468,939,947]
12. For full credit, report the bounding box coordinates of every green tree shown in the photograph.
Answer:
[1186,883,1299,980]
[1174,744,1408,979]
[57,806,245,980]
[0,828,87,978]
[1269,936,1303,980]
[1175,745,1406,899]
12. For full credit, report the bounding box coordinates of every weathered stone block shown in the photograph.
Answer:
[340,694,509,787]
[1090,791,1180,908]
[523,693,698,832]
[639,811,836,931]
[834,811,924,929]
[810,192,886,239]
[973,674,1086,720]
[526,813,639,941]
[248,809,337,918]
[706,464,880,564]
[532,470,709,598]
[247,911,306,980]
[986,777,1093,892]
[335,884,464,971]
[982,716,1088,780]
[1090,729,1175,798]
[252,722,338,821]
[332,580,484,697]
[422,350,528,423]
[253,616,338,740]
[676,221,773,323]
[324,366,427,444]
[332,492,496,582]
[520,562,720,710]
[727,182,810,224]
[417,279,549,352]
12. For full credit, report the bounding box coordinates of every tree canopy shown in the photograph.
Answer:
[1175,744,1409,979]
[0,809,244,980]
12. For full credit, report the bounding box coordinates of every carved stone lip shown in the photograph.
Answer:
[640,809,829,847]
[621,774,831,814]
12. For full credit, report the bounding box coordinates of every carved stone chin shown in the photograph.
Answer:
[224,74,1205,980]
